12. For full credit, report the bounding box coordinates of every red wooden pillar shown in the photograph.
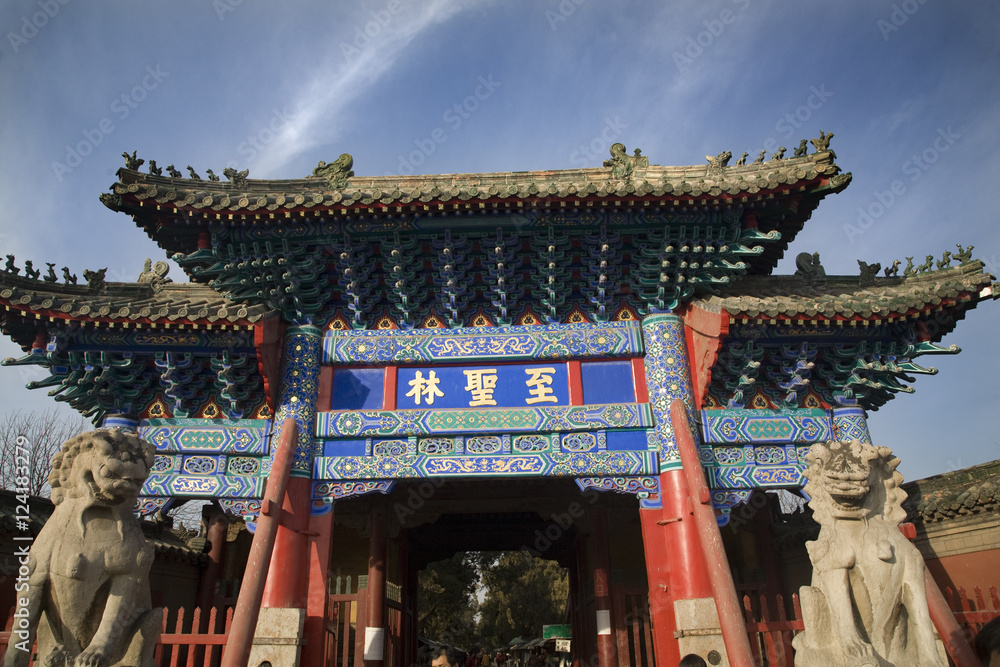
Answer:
[752,492,784,604]
[261,475,312,608]
[660,469,713,602]
[641,468,716,665]
[197,508,228,617]
[640,312,725,665]
[221,419,298,667]
[897,525,980,666]
[639,506,679,666]
[301,506,335,667]
[365,510,388,666]
[592,507,619,667]
[673,401,755,667]
[575,535,596,664]
[568,557,583,667]
[403,543,419,667]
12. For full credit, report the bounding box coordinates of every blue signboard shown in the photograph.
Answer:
[331,368,385,410]
[396,363,570,409]
[580,360,635,405]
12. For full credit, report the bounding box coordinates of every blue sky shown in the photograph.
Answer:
[1,1,998,481]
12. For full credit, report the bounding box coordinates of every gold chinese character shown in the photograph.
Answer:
[524,367,557,404]
[463,369,499,406]
[405,370,444,405]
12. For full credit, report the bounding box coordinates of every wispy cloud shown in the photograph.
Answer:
[884,97,928,134]
[252,0,479,177]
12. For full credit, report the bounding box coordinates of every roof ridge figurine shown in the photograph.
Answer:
[121,150,144,171]
[603,143,647,182]
[312,153,355,190]
[137,258,172,291]
[795,252,826,286]
[705,150,732,177]
[858,259,881,287]
[83,267,107,290]
[223,166,249,188]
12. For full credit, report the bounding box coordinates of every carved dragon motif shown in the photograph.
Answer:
[604,143,634,181]
[222,166,249,188]
[706,150,732,177]
[794,252,826,286]
[312,153,355,190]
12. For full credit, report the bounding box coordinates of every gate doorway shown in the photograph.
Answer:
[325,478,656,667]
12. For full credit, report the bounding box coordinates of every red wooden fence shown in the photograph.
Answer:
[616,590,655,667]
[742,593,801,667]
[155,606,234,667]
[0,605,234,667]
[945,585,1000,648]
[327,588,365,667]
[741,585,1000,667]
[0,585,996,666]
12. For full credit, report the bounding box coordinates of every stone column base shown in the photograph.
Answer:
[247,607,305,667]
[674,598,730,667]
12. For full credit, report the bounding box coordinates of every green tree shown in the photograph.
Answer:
[476,551,569,648]
[419,552,480,649]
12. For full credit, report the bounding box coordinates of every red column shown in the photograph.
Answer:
[261,475,312,608]
[673,401,755,667]
[300,507,334,667]
[639,507,679,666]
[660,470,713,601]
[575,536,596,663]
[365,510,388,667]
[197,509,228,619]
[403,543,419,667]
[592,508,618,667]
[568,558,583,667]
[924,567,980,666]
[221,419,298,667]
[640,468,715,667]
[752,493,784,603]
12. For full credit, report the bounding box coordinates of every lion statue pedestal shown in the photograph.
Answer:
[4,430,162,667]
[792,439,945,667]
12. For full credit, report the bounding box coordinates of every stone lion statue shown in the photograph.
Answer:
[792,439,945,667]
[4,430,161,667]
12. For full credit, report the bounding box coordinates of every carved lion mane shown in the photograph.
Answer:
[792,439,945,667]
[803,439,907,526]
[48,429,154,506]
[4,430,161,667]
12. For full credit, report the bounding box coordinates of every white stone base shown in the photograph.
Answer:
[674,597,730,667]
[246,607,305,667]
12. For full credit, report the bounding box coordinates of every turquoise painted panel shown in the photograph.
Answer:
[707,464,805,489]
[313,450,657,480]
[139,419,271,454]
[322,322,644,365]
[315,403,653,437]
[142,473,265,497]
[700,408,832,444]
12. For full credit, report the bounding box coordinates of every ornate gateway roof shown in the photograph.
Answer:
[695,258,997,411]
[1,135,996,421]
[0,266,273,425]
[99,145,849,326]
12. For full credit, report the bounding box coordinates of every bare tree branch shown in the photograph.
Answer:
[0,408,88,496]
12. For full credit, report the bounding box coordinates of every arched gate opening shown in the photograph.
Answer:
[325,479,654,667]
